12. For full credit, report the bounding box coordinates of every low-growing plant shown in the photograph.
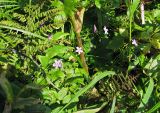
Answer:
[0,0,160,113]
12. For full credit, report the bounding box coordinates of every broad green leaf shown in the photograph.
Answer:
[45,45,69,58]
[57,71,115,113]
[137,78,154,111]
[110,96,116,113]
[49,70,65,81]
[0,76,13,103]
[146,102,160,113]
[52,32,69,41]
[38,55,49,68]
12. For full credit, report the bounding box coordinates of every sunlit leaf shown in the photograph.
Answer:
[38,55,49,68]
[52,32,69,41]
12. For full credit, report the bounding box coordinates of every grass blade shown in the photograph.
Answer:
[146,102,160,113]
[56,71,115,113]
[137,78,154,112]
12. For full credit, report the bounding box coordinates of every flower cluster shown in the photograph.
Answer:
[52,47,83,69]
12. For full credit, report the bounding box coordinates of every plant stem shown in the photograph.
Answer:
[70,8,89,74]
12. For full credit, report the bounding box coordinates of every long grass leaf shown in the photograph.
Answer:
[0,1,17,3]
[0,5,18,7]
[137,78,154,112]
[146,102,160,113]
[0,25,45,39]
[56,71,115,113]
[130,0,140,19]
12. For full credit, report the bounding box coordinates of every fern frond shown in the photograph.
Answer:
[0,0,18,8]
[40,24,59,32]
[0,20,25,29]
[0,25,45,39]
[0,1,17,3]
[13,13,26,22]
[38,8,61,18]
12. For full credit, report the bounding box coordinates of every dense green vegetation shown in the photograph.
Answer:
[0,0,160,113]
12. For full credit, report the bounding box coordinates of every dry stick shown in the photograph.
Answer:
[140,0,145,25]
[70,8,89,74]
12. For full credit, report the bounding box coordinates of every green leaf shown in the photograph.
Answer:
[0,76,13,103]
[110,96,116,113]
[49,70,65,81]
[95,0,101,9]
[62,95,71,104]
[57,71,115,113]
[137,78,154,111]
[129,0,140,20]
[38,55,49,68]
[45,45,69,58]
[52,32,69,41]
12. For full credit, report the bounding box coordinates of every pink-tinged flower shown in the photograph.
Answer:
[94,24,97,33]
[53,59,62,69]
[75,47,83,55]
[132,39,138,46]
[39,22,45,28]
[103,26,108,34]
[48,34,52,40]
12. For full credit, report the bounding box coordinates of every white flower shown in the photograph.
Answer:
[48,34,52,40]
[53,59,62,69]
[75,47,83,55]
[94,24,97,33]
[103,26,108,34]
[132,39,138,46]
